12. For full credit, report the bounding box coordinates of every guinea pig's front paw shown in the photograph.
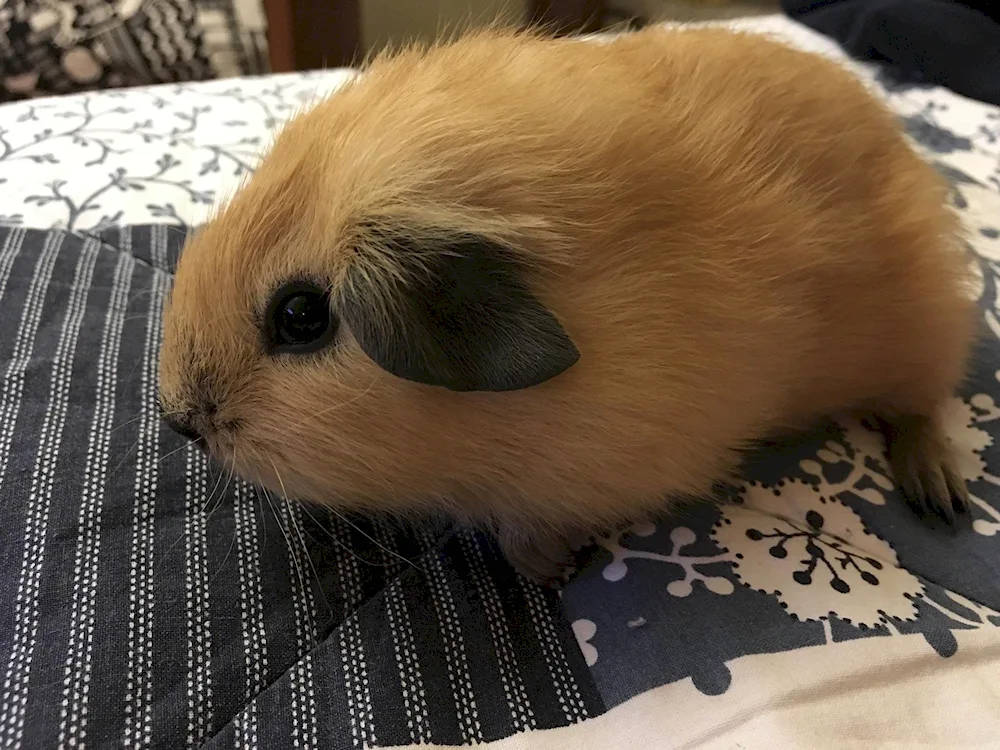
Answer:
[495,525,577,588]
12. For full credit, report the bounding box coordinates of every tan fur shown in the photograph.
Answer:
[160,28,975,542]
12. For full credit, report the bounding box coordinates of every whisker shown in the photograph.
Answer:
[268,454,290,503]
[209,516,239,588]
[286,497,334,618]
[110,435,142,475]
[297,504,397,569]
[306,378,378,422]
[264,489,317,648]
[328,507,424,572]
[200,459,229,514]
[208,449,240,520]
[109,412,147,434]
[255,482,267,548]
[267,458,331,596]
[155,448,210,573]
[264,452,407,571]
[157,439,197,466]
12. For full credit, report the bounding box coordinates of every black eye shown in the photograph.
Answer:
[264,281,337,354]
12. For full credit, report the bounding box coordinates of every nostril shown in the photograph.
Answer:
[162,413,203,444]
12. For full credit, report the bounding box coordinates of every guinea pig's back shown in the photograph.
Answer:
[635,29,974,421]
[521,29,971,423]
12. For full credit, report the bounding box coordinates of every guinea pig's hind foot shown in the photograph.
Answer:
[877,413,970,526]
[494,524,581,588]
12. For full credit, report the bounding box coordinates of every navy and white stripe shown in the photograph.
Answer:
[460,530,537,733]
[332,516,377,749]
[234,482,269,735]
[0,230,60,489]
[0,227,601,749]
[280,502,318,750]
[58,249,134,748]
[1,234,97,747]
[420,530,483,744]
[519,578,589,723]
[376,521,431,745]
[123,227,170,748]
[185,446,214,745]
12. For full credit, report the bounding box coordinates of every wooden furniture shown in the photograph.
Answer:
[264,0,606,73]
[263,0,362,72]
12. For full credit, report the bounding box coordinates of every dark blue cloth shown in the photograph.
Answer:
[0,225,603,748]
[781,1,1000,105]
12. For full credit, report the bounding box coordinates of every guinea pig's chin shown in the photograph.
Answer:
[218,444,300,500]
[226,455,344,508]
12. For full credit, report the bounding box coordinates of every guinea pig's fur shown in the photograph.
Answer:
[159,26,976,582]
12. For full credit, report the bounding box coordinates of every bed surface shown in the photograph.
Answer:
[0,15,998,749]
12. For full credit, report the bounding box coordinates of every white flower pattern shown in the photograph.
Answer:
[572,619,598,667]
[0,71,354,230]
[599,523,734,598]
[713,480,923,627]
[798,421,893,507]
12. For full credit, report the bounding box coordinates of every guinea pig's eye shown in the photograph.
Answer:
[264,281,337,355]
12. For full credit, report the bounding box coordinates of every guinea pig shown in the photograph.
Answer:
[158,26,976,584]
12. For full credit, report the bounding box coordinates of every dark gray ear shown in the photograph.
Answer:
[339,234,579,392]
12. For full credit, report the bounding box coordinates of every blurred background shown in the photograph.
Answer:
[362,1,778,53]
[262,0,780,81]
[0,0,781,99]
[4,0,997,106]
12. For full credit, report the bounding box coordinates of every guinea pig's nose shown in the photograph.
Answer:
[162,412,204,445]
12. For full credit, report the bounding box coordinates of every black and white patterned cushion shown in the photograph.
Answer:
[0,0,234,101]
[197,0,269,78]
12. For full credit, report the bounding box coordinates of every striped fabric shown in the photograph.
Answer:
[0,225,603,748]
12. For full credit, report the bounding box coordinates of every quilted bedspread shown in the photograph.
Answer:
[0,15,997,749]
